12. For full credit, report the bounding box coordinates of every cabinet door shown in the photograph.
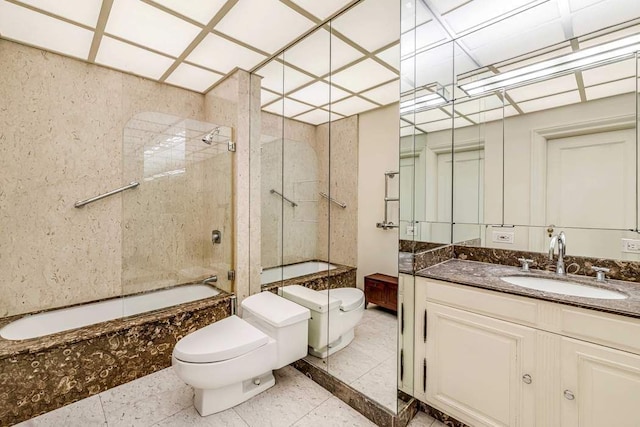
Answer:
[425,302,536,427]
[561,337,640,427]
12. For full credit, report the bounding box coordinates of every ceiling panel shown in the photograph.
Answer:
[283,28,363,77]
[569,0,605,12]
[454,95,504,115]
[377,44,400,70]
[572,0,640,37]
[401,0,432,33]
[413,108,450,124]
[496,46,573,73]
[294,109,345,125]
[261,89,281,106]
[507,74,578,102]
[581,58,636,86]
[330,96,379,116]
[96,36,175,80]
[428,0,470,15]
[518,90,581,113]
[165,63,224,93]
[585,77,636,100]
[106,0,201,57]
[0,1,93,59]
[254,60,315,93]
[187,33,266,74]
[360,80,400,105]
[330,58,399,93]
[289,0,352,20]
[478,105,519,122]
[215,0,314,54]
[263,97,314,117]
[14,0,102,27]
[400,126,423,136]
[444,0,546,34]
[331,0,400,52]
[419,118,453,133]
[149,0,227,25]
[288,81,351,106]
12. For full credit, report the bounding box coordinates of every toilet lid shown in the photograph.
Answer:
[173,315,268,363]
[318,288,364,312]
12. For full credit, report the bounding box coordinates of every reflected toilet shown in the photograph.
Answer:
[278,285,365,358]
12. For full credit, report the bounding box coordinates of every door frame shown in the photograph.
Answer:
[528,114,636,251]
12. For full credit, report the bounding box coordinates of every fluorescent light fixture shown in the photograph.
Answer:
[400,84,448,114]
[460,33,640,96]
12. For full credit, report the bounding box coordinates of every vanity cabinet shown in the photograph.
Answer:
[414,276,640,427]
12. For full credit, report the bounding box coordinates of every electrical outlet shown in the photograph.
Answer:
[492,230,515,244]
[406,225,415,236]
[621,238,640,253]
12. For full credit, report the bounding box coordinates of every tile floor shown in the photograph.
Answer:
[16,364,443,427]
[305,305,398,412]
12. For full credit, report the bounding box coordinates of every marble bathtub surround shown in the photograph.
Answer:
[417,259,640,318]
[261,263,356,293]
[0,293,232,425]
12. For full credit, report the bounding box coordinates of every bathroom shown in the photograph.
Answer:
[1,0,639,426]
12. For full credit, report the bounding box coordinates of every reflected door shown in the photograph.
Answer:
[545,129,635,257]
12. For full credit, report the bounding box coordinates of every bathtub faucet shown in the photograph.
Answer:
[203,275,218,285]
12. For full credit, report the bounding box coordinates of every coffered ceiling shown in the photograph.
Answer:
[400,0,640,135]
[0,0,401,125]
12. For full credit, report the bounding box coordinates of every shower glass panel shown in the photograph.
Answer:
[122,112,234,298]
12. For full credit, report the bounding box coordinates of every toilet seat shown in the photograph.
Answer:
[319,288,364,312]
[173,315,268,363]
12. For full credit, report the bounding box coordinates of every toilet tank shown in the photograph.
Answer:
[241,291,310,369]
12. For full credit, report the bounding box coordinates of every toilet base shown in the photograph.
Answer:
[308,328,355,358]
[194,371,275,416]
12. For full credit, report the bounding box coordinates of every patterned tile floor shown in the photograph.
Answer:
[17,364,443,426]
[304,305,399,412]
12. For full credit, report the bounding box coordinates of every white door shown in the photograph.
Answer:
[425,302,536,427]
[545,129,636,258]
[561,337,640,427]
[438,150,485,244]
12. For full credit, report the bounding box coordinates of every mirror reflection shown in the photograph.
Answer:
[402,2,640,261]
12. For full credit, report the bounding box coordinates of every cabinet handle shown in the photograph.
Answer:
[563,390,575,400]
[522,374,532,384]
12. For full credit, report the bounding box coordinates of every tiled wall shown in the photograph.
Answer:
[0,40,237,316]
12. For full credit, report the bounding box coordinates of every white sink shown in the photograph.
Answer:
[500,276,627,300]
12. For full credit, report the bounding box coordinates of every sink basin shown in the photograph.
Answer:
[500,276,627,300]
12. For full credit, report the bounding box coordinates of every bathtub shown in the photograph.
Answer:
[261,261,337,285]
[0,284,220,341]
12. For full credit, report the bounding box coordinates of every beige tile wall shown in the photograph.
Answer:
[0,40,238,317]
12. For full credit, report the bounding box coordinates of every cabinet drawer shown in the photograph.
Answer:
[419,277,538,327]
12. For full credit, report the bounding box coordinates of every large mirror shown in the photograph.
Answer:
[403,0,640,262]
[255,0,403,416]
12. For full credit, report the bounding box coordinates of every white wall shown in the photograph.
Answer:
[357,104,400,287]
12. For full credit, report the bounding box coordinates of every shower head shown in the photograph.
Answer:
[202,127,220,145]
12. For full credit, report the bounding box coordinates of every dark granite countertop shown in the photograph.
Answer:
[417,259,640,319]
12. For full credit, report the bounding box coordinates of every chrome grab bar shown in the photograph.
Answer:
[319,192,347,209]
[74,181,140,208]
[270,189,297,207]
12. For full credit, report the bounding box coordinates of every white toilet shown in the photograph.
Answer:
[172,291,310,416]
[278,285,365,358]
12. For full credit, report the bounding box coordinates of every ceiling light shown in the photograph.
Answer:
[459,33,640,96]
[400,84,448,114]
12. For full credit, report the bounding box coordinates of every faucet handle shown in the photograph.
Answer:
[591,266,610,282]
[518,258,534,272]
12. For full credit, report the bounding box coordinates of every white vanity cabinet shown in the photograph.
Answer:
[414,276,640,427]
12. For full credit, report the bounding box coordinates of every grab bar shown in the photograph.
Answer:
[74,181,140,208]
[319,192,347,209]
[270,189,297,207]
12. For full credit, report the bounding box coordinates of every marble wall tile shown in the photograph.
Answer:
[413,245,455,272]
[316,116,359,268]
[0,294,232,426]
[0,40,227,317]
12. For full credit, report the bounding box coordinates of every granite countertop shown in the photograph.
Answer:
[417,259,640,318]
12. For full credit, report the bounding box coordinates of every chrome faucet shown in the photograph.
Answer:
[203,275,218,285]
[549,231,566,275]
